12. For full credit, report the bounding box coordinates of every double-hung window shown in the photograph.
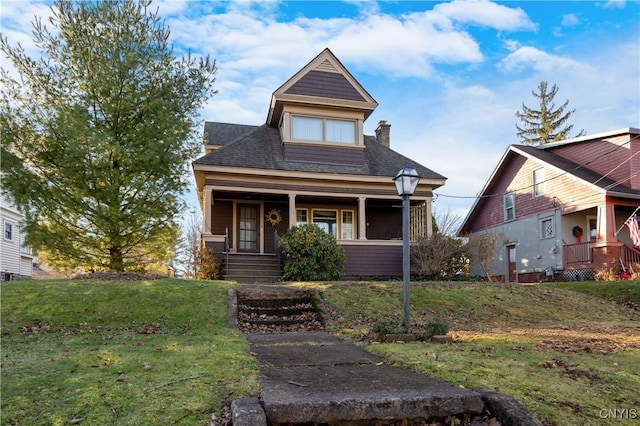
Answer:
[4,222,13,241]
[533,168,545,197]
[504,193,515,222]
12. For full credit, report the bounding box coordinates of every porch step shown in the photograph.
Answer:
[236,286,324,333]
[224,253,281,283]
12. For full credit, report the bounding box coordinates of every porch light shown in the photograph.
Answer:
[393,166,420,328]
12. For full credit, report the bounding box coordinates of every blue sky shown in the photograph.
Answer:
[2,0,639,224]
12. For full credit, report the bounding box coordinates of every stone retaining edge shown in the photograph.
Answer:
[231,398,267,426]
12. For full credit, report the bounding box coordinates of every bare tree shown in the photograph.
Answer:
[466,230,507,282]
[433,206,464,237]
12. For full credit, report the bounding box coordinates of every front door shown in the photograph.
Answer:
[238,204,259,253]
[507,245,517,283]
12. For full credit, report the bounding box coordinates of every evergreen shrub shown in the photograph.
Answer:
[279,224,345,281]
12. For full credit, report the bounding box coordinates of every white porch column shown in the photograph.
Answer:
[288,193,296,228]
[358,197,367,240]
[425,197,433,238]
[203,187,213,236]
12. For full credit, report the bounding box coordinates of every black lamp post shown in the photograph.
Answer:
[393,166,420,328]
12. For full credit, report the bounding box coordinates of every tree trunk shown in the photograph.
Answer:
[109,247,125,272]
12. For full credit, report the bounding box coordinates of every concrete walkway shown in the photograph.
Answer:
[230,286,543,426]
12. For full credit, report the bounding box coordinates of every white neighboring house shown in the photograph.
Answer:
[1,192,34,280]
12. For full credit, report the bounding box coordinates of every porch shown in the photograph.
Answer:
[203,190,433,280]
[564,241,640,276]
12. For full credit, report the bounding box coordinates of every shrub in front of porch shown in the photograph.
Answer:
[279,224,345,281]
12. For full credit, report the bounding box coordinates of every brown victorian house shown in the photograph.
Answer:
[192,49,446,281]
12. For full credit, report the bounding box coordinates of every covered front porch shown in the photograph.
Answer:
[201,188,432,279]
[562,201,640,278]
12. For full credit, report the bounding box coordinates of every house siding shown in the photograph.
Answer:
[342,243,402,278]
[283,143,365,166]
[211,200,233,249]
[1,194,32,280]
[469,211,562,283]
[468,154,603,233]
[285,70,366,102]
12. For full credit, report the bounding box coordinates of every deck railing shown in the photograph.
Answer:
[564,242,593,265]
[621,244,640,266]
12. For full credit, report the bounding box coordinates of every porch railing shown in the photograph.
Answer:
[621,244,640,266]
[565,242,592,265]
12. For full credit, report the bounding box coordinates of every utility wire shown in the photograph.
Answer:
[434,135,639,201]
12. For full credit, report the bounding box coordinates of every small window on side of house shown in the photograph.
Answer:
[4,222,13,240]
[541,217,554,239]
[533,168,545,197]
[504,193,515,222]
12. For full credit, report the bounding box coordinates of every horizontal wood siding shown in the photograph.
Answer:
[468,153,603,233]
[212,200,233,249]
[342,244,402,278]
[205,240,225,253]
[264,202,289,254]
[284,143,365,166]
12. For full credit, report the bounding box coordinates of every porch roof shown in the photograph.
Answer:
[193,123,446,182]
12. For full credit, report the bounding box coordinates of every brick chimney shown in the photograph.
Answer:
[375,120,391,147]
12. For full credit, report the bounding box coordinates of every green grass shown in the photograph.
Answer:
[311,280,640,426]
[1,279,259,426]
[3,278,639,425]
[545,280,640,306]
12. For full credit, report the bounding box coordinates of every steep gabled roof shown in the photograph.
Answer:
[193,123,446,181]
[267,48,378,126]
[458,136,640,235]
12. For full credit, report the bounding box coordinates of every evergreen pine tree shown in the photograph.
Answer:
[515,81,583,146]
[0,0,217,272]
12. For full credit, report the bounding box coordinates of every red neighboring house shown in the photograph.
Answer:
[458,127,640,282]
[192,49,446,281]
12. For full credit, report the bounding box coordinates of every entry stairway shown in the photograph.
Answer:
[224,253,281,283]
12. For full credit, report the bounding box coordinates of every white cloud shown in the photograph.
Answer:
[432,0,537,31]
[561,13,580,27]
[499,46,593,74]
[600,0,626,9]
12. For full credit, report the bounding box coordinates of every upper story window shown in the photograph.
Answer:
[4,222,13,241]
[533,168,545,197]
[504,193,515,222]
[292,116,355,144]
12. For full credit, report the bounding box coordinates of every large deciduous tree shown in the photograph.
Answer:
[0,0,217,272]
[515,81,583,146]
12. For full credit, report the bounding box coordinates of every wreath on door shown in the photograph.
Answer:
[266,209,283,226]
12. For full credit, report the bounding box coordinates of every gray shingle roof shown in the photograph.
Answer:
[194,122,446,181]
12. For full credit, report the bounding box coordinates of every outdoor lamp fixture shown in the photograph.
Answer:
[393,166,420,328]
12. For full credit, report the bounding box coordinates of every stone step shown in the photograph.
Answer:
[236,288,325,333]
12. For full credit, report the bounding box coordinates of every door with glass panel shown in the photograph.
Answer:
[238,204,259,253]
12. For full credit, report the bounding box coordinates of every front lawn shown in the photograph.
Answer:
[1,279,259,425]
[308,280,640,426]
[3,278,638,426]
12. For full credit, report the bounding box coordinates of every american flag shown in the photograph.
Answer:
[624,214,640,248]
